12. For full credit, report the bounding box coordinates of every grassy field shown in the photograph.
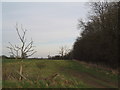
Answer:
[2,59,118,88]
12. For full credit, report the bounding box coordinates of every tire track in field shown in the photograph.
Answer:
[60,68,117,88]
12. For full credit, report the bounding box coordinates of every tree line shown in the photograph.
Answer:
[72,2,119,69]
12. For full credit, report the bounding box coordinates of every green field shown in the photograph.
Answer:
[2,59,118,88]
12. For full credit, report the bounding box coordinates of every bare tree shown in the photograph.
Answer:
[64,46,70,56]
[59,46,70,58]
[59,46,64,57]
[7,24,36,59]
[7,23,37,81]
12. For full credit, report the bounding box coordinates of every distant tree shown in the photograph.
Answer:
[47,52,51,59]
[59,46,64,58]
[59,46,70,59]
[63,49,73,60]
[47,55,51,59]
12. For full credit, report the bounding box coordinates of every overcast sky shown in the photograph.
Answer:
[2,2,89,58]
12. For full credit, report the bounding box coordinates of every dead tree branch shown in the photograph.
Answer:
[7,23,36,59]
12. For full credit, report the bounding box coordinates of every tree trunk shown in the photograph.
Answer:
[19,62,23,81]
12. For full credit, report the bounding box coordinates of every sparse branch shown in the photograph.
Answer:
[7,47,16,57]
[26,49,35,53]
[59,46,70,57]
[27,51,37,57]
[8,42,16,51]
[16,26,23,43]
[7,42,21,58]
[8,42,20,51]
[23,40,33,53]
[15,45,21,50]
[7,23,36,59]
[21,24,27,42]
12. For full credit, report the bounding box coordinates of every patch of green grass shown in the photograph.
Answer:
[2,59,118,88]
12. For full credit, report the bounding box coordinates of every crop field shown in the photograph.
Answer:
[2,59,118,88]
